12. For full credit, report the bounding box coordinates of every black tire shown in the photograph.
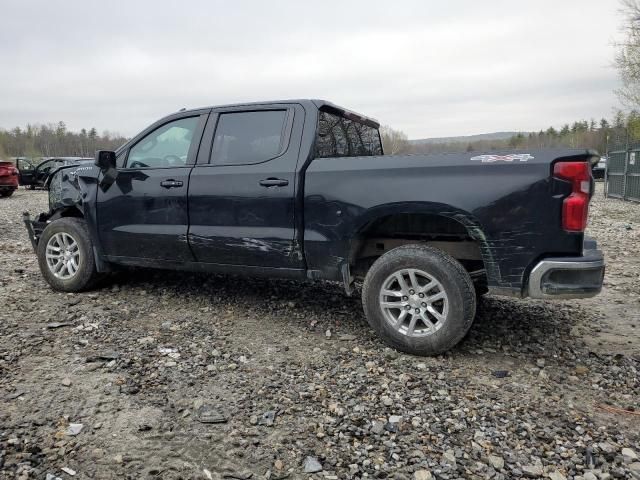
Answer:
[362,245,476,356]
[37,217,102,292]
[0,189,15,197]
[474,284,489,297]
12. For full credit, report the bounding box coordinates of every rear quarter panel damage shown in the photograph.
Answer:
[303,150,586,293]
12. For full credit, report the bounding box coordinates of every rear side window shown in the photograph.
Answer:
[315,111,383,158]
[211,110,288,165]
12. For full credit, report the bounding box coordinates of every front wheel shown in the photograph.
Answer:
[0,189,15,197]
[37,217,102,291]
[362,245,476,356]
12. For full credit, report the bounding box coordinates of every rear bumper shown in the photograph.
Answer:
[527,238,605,299]
[0,174,19,188]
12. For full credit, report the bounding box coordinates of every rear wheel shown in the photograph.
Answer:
[362,245,476,356]
[0,189,15,197]
[37,217,102,291]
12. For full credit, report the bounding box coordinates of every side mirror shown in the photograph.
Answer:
[94,150,118,192]
[95,150,116,171]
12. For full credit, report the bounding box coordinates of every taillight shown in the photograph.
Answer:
[553,161,591,232]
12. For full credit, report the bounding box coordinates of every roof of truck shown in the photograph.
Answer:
[180,99,380,128]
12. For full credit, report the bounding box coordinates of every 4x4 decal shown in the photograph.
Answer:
[470,154,534,163]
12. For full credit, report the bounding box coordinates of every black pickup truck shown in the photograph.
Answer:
[24,100,605,355]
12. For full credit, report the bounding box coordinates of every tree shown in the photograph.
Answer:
[615,0,640,107]
[0,122,127,158]
[508,133,525,148]
[628,109,640,137]
[56,121,66,137]
[613,110,626,128]
[380,126,411,154]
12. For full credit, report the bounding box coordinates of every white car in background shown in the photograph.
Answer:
[592,156,606,180]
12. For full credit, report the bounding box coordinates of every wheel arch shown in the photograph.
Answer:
[345,203,500,287]
[49,205,85,221]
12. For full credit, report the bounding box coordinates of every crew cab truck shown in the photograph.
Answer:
[24,100,605,356]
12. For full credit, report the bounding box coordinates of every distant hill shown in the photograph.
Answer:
[411,132,526,145]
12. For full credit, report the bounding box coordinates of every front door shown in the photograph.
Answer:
[97,114,206,262]
[17,158,36,186]
[188,105,303,268]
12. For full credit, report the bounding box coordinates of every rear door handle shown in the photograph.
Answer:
[259,178,289,187]
[160,179,183,188]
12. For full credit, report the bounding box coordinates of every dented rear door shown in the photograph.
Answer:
[187,104,304,268]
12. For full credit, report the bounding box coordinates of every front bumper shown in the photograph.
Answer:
[527,238,605,299]
[23,212,47,251]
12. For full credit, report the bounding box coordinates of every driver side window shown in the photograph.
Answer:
[126,116,199,168]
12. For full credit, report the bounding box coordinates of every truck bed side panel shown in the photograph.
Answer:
[303,150,586,291]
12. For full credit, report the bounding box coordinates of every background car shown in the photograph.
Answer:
[17,157,93,189]
[592,156,607,180]
[0,161,19,197]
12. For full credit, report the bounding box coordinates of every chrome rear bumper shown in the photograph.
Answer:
[527,239,604,299]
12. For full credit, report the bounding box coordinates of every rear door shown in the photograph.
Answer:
[97,112,208,262]
[188,104,304,268]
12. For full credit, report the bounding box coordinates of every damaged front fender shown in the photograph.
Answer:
[25,163,111,273]
[24,164,102,250]
[45,164,101,213]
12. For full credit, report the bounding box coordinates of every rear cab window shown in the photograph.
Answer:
[314,110,383,158]
[210,110,289,165]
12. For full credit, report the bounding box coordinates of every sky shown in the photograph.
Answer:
[0,0,623,139]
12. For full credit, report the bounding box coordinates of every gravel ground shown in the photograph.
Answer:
[0,184,638,480]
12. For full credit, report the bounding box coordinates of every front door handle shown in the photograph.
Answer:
[160,179,183,188]
[259,178,289,187]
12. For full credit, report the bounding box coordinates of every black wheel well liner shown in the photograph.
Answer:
[348,212,498,283]
[50,205,84,220]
